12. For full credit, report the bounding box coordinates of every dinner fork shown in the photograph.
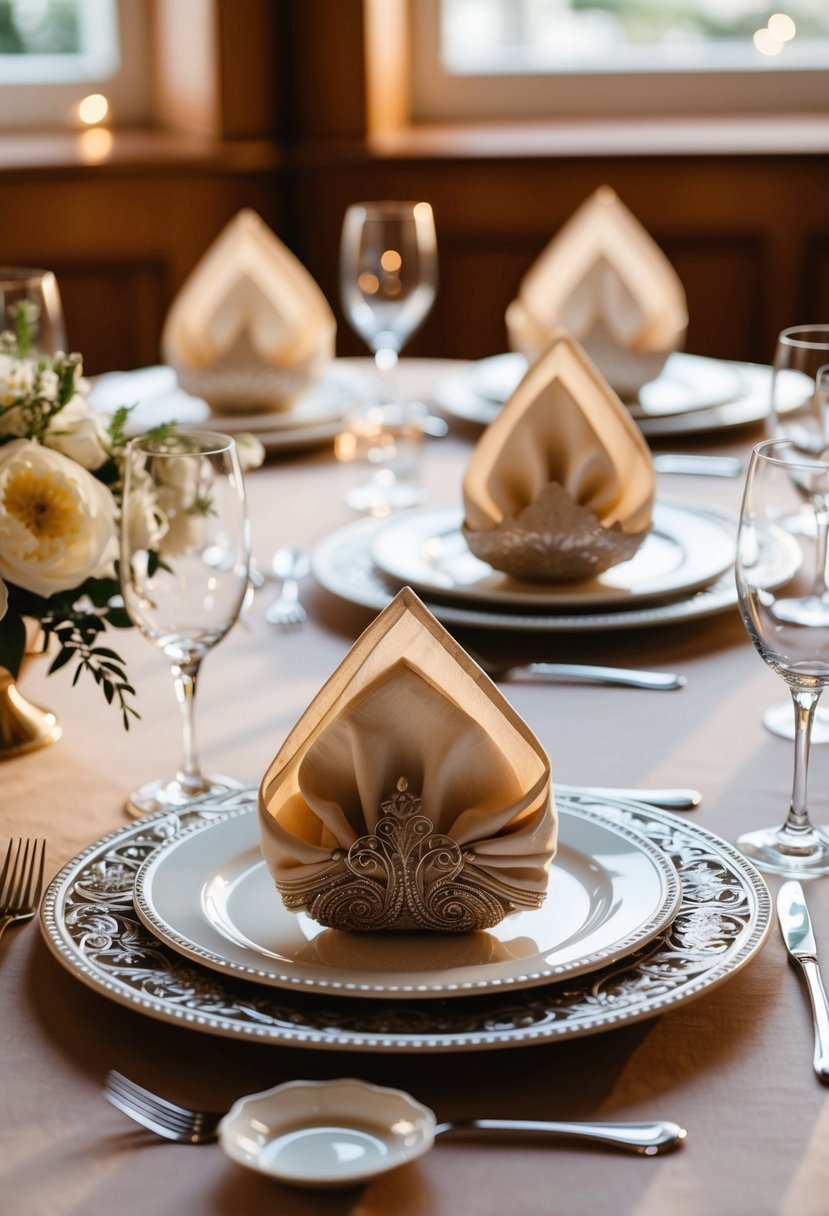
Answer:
[0,837,46,946]
[265,545,309,628]
[102,1071,686,1155]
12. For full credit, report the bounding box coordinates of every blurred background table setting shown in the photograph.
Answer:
[4,6,829,1209]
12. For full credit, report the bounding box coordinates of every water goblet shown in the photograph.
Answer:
[762,325,829,743]
[735,438,829,876]
[337,201,438,513]
[0,267,66,356]
[120,430,251,818]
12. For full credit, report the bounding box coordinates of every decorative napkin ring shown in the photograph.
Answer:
[277,777,544,932]
[258,588,555,933]
[462,333,655,581]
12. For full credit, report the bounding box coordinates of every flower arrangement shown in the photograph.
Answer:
[0,303,263,729]
[0,304,148,726]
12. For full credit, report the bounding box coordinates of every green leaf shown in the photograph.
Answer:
[0,613,26,677]
[47,646,76,675]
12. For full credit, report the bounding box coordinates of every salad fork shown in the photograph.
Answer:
[0,837,46,946]
[265,545,309,628]
[103,1071,685,1155]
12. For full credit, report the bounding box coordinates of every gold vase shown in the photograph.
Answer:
[0,647,62,759]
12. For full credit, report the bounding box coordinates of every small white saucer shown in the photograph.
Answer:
[218,1079,436,1188]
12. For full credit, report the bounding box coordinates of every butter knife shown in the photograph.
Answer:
[471,655,685,691]
[777,880,829,1083]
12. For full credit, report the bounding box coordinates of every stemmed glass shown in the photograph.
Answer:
[735,438,829,876]
[762,325,829,743]
[0,267,66,356]
[337,201,439,514]
[120,430,251,818]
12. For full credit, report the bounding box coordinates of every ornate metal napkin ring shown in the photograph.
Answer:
[277,778,544,932]
[464,481,647,581]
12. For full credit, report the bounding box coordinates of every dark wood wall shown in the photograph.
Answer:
[0,0,826,375]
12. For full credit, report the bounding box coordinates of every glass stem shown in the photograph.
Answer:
[171,658,208,794]
[784,687,821,836]
[813,502,829,597]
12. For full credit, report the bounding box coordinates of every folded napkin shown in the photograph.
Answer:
[506,186,688,398]
[462,331,655,580]
[259,588,555,932]
[162,209,336,412]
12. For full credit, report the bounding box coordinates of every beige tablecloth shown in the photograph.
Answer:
[3,360,828,1216]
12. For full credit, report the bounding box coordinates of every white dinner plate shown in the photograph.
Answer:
[39,786,771,1053]
[133,805,681,999]
[370,501,734,609]
[312,512,740,632]
[435,354,808,438]
[90,364,368,452]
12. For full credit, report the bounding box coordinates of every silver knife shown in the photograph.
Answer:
[474,658,685,691]
[652,454,743,478]
[777,880,829,1082]
[558,785,701,810]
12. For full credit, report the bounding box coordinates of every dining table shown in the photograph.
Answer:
[3,356,829,1216]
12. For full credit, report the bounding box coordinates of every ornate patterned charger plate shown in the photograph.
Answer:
[370,502,734,610]
[434,353,807,438]
[311,514,740,633]
[39,788,771,1053]
[132,803,681,998]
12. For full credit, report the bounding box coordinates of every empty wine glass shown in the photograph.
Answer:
[120,430,251,818]
[763,325,829,743]
[735,438,829,876]
[0,267,66,356]
[336,202,438,513]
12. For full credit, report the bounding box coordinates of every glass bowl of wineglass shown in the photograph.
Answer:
[762,325,829,743]
[120,430,251,818]
[336,201,438,513]
[0,267,66,356]
[736,437,829,876]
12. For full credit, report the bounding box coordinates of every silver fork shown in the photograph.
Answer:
[102,1071,685,1155]
[0,837,46,946]
[265,545,309,629]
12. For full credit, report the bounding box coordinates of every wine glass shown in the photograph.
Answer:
[0,267,66,356]
[120,430,251,818]
[762,325,829,743]
[336,202,438,513]
[735,438,829,876]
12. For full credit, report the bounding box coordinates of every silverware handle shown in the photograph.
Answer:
[652,454,743,478]
[572,786,701,810]
[796,958,829,1081]
[434,1118,686,1155]
[524,664,685,690]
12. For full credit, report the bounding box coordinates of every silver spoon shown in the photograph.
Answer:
[265,546,309,628]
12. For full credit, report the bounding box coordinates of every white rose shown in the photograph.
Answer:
[123,469,168,552]
[0,573,7,621]
[0,439,117,598]
[43,393,111,471]
[234,432,265,471]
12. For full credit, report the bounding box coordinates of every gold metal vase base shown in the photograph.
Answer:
[0,669,62,758]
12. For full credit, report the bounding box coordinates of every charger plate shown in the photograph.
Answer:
[312,513,740,632]
[40,787,770,1053]
[370,501,734,609]
[132,804,681,998]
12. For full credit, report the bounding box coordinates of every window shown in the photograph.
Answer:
[409,0,829,119]
[0,0,152,128]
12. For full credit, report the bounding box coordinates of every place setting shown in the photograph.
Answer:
[89,209,372,455]
[313,330,742,633]
[432,187,811,440]
[39,588,771,1063]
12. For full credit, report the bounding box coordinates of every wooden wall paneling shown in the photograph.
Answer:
[804,240,829,323]
[54,261,166,372]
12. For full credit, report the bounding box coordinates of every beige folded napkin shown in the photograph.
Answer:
[506,186,688,397]
[259,588,555,932]
[462,331,655,580]
[162,209,336,412]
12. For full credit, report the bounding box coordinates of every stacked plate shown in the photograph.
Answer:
[433,351,810,439]
[40,786,770,1053]
[89,363,368,455]
[311,498,740,633]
